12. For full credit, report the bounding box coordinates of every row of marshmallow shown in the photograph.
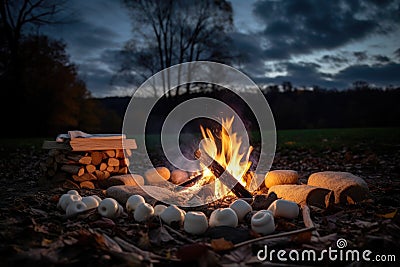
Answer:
[57,190,299,236]
[125,195,300,235]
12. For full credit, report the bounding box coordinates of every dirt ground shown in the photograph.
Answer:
[0,140,399,266]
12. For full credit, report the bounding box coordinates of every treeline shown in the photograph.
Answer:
[98,86,400,133]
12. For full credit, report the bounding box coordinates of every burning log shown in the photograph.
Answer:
[194,150,252,198]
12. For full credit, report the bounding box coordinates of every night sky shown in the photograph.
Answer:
[41,0,400,97]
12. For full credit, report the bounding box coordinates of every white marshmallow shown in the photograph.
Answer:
[209,208,238,228]
[126,195,145,213]
[67,190,80,196]
[154,204,167,216]
[160,205,185,225]
[134,203,154,222]
[66,200,88,217]
[58,193,82,211]
[184,211,208,235]
[91,195,102,203]
[82,196,100,209]
[229,199,253,221]
[267,199,299,219]
[251,210,275,235]
[98,198,120,218]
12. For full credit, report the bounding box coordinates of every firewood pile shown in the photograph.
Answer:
[40,131,137,189]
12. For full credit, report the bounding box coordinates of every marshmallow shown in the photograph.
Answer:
[82,196,100,209]
[134,203,154,222]
[126,194,145,213]
[251,210,275,235]
[229,199,253,221]
[209,208,238,228]
[154,204,167,216]
[184,211,208,235]
[98,198,120,218]
[66,200,88,217]
[267,199,299,219]
[58,193,82,211]
[160,205,185,225]
[67,190,80,195]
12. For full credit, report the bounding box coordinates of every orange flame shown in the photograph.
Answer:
[199,117,253,197]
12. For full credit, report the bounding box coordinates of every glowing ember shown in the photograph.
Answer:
[198,117,253,197]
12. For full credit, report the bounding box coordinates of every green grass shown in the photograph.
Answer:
[1,127,399,152]
[276,127,400,151]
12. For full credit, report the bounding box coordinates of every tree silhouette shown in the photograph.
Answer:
[118,0,233,97]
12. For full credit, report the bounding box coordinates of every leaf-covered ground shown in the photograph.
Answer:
[0,129,399,266]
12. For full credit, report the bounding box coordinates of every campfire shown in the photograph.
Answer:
[189,117,254,199]
[38,117,376,266]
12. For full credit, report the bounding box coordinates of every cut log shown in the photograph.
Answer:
[108,157,120,167]
[194,149,252,198]
[94,170,105,180]
[99,162,107,171]
[103,171,111,179]
[125,149,132,157]
[61,165,85,176]
[86,164,96,173]
[115,149,125,158]
[72,172,97,182]
[307,171,370,204]
[107,166,115,172]
[119,157,129,167]
[78,156,92,165]
[91,151,103,165]
[80,181,95,189]
[118,166,128,174]
[105,150,116,157]
[268,184,334,209]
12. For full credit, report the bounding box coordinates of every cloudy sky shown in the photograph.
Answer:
[42,0,400,97]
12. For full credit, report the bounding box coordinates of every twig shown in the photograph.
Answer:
[113,236,178,262]
[164,224,197,244]
[301,204,320,242]
[232,227,316,249]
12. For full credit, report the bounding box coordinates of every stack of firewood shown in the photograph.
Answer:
[40,148,132,189]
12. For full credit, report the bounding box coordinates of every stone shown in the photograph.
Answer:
[170,169,189,184]
[144,167,170,184]
[108,174,145,186]
[264,170,299,188]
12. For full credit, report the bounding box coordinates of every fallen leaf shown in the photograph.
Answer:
[211,238,234,251]
[377,209,397,219]
[149,226,174,245]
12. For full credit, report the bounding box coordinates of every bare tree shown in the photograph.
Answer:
[0,0,66,71]
[119,0,233,97]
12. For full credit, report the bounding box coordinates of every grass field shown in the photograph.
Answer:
[0,127,398,153]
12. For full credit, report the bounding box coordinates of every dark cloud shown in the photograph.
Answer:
[230,32,266,76]
[321,54,349,68]
[253,61,343,89]
[252,0,399,59]
[395,48,400,59]
[335,63,400,86]
[353,51,368,62]
[373,55,391,63]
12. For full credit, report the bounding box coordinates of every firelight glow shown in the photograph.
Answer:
[198,117,253,197]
